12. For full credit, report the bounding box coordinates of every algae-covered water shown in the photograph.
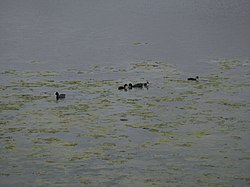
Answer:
[1,59,250,186]
[1,0,250,186]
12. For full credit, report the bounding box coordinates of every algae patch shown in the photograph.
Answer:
[218,59,242,70]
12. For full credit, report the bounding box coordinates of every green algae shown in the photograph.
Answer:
[177,143,192,147]
[191,130,210,138]
[207,99,247,107]
[23,71,59,77]
[1,59,250,187]
[0,120,9,126]
[152,96,184,102]
[30,60,41,64]
[0,173,10,176]
[11,80,65,89]
[239,157,250,160]
[239,177,250,182]
[77,133,106,139]
[132,61,174,70]
[69,149,103,161]
[0,70,17,75]
[0,85,8,91]
[100,142,116,147]
[63,80,113,87]
[218,59,242,70]
[62,80,83,85]
[17,94,49,101]
[230,136,241,140]
[218,100,247,108]
[81,125,117,139]
[69,155,91,161]
[96,99,112,107]
[5,145,15,150]
[33,137,62,144]
[4,127,25,133]
[148,128,160,133]
[54,103,90,113]
[61,79,114,93]
[63,143,77,147]
[0,102,24,110]
[127,109,156,119]
[27,152,51,158]
[158,138,171,143]
[27,128,69,134]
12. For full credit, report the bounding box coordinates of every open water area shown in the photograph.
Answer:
[0,0,250,186]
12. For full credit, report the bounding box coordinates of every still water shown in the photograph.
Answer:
[1,0,250,186]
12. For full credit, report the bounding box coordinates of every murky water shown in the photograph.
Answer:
[1,1,250,186]
[1,60,250,186]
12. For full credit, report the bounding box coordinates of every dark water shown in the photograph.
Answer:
[1,1,250,186]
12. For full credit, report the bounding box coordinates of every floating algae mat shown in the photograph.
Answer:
[0,60,250,186]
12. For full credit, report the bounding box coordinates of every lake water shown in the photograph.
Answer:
[1,0,250,186]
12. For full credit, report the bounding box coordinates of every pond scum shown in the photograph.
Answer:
[0,59,250,186]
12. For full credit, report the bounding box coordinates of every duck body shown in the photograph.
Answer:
[55,92,66,100]
[128,83,133,89]
[133,81,149,88]
[187,76,199,81]
[118,84,128,90]
[132,83,143,88]
[118,81,149,90]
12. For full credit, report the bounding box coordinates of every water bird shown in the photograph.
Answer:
[128,83,133,89]
[118,84,128,90]
[132,83,143,88]
[143,81,149,87]
[187,76,199,81]
[55,92,66,100]
[133,81,149,88]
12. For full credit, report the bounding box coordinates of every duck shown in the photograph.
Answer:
[187,76,199,81]
[133,81,149,88]
[143,81,149,87]
[55,92,66,100]
[132,83,143,88]
[118,84,128,90]
[128,83,133,89]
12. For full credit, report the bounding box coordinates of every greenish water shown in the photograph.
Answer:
[1,59,250,186]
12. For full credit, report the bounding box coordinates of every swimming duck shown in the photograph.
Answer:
[132,83,143,88]
[143,81,149,87]
[55,92,66,100]
[128,83,133,89]
[187,76,199,81]
[118,84,128,90]
[133,81,149,88]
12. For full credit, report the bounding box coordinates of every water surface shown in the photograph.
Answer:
[1,1,250,186]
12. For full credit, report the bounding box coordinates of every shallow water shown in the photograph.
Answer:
[1,0,250,186]
[1,59,250,186]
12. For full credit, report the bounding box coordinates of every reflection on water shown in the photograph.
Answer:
[1,59,250,186]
